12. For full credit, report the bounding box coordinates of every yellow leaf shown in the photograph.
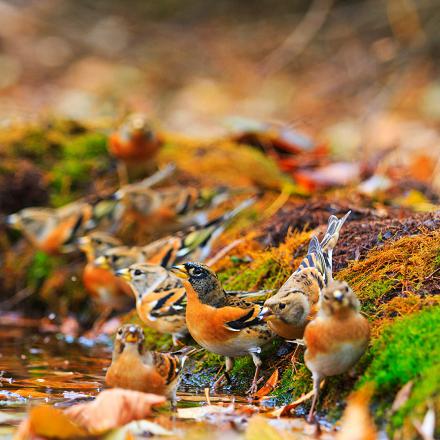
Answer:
[30,405,88,439]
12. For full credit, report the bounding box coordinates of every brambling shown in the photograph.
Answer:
[97,197,256,271]
[6,201,93,254]
[116,263,272,346]
[263,211,351,340]
[105,324,188,402]
[78,232,133,318]
[304,280,370,422]
[319,210,351,276]
[114,184,230,226]
[264,236,329,340]
[108,114,163,184]
[171,262,274,394]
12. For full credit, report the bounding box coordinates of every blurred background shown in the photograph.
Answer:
[0,0,439,136]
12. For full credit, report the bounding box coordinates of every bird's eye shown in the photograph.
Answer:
[117,329,123,335]
[279,303,286,310]
[95,239,102,245]
[191,267,203,276]
[112,255,119,262]
[323,295,330,300]
[134,269,142,276]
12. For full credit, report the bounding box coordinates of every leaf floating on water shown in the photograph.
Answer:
[14,389,50,399]
[64,388,165,435]
[255,369,279,399]
[103,420,173,440]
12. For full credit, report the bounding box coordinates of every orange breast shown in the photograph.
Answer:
[83,265,132,305]
[40,218,77,254]
[105,352,166,395]
[109,133,161,162]
[268,319,305,340]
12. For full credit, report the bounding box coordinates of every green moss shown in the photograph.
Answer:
[26,251,56,288]
[62,133,108,160]
[359,307,440,431]
[356,278,397,315]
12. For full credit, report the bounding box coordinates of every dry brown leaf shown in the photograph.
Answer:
[14,389,50,399]
[65,388,165,435]
[268,380,325,417]
[255,369,279,399]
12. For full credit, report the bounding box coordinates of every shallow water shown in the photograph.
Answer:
[0,318,330,439]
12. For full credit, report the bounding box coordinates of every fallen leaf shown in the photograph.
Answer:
[336,385,376,440]
[255,369,279,399]
[19,405,88,439]
[245,416,299,440]
[391,381,413,413]
[268,380,325,417]
[103,420,173,440]
[177,404,232,420]
[65,388,165,435]
[14,389,50,399]
[412,403,435,440]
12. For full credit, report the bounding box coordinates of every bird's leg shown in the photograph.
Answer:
[212,357,233,392]
[307,372,321,423]
[247,352,262,395]
[172,334,184,347]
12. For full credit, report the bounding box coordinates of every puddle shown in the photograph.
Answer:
[0,321,333,439]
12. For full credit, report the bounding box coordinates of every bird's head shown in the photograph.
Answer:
[115,263,169,299]
[114,324,145,355]
[263,290,309,325]
[95,247,137,271]
[320,280,360,317]
[171,262,224,306]
[77,232,120,258]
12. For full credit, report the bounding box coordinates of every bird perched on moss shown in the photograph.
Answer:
[171,262,274,394]
[108,114,163,184]
[304,280,370,423]
[6,202,94,254]
[263,212,350,340]
[78,232,133,326]
[116,263,273,346]
[105,324,189,403]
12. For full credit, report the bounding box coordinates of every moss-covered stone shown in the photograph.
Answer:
[359,307,440,434]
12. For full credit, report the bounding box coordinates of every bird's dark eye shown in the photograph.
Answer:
[134,269,142,276]
[117,329,123,335]
[323,295,330,300]
[95,239,102,245]
[112,255,119,262]
[279,303,286,310]
[191,267,203,276]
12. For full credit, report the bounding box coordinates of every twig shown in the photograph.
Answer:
[259,0,335,77]
[206,239,244,267]
[425,267,440,280]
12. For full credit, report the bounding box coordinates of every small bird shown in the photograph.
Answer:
[304,280,370,423]
[108,114,163,184]
[171,262,274,394]
[105,324,188,402]
[6,202,94,254]
[263,212,350,340]
[114,184,230,227]
[116,263,272,346]
[78,232,133,323]
[96,197,257,271]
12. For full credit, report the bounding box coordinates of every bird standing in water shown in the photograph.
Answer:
[106,324,189,404]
